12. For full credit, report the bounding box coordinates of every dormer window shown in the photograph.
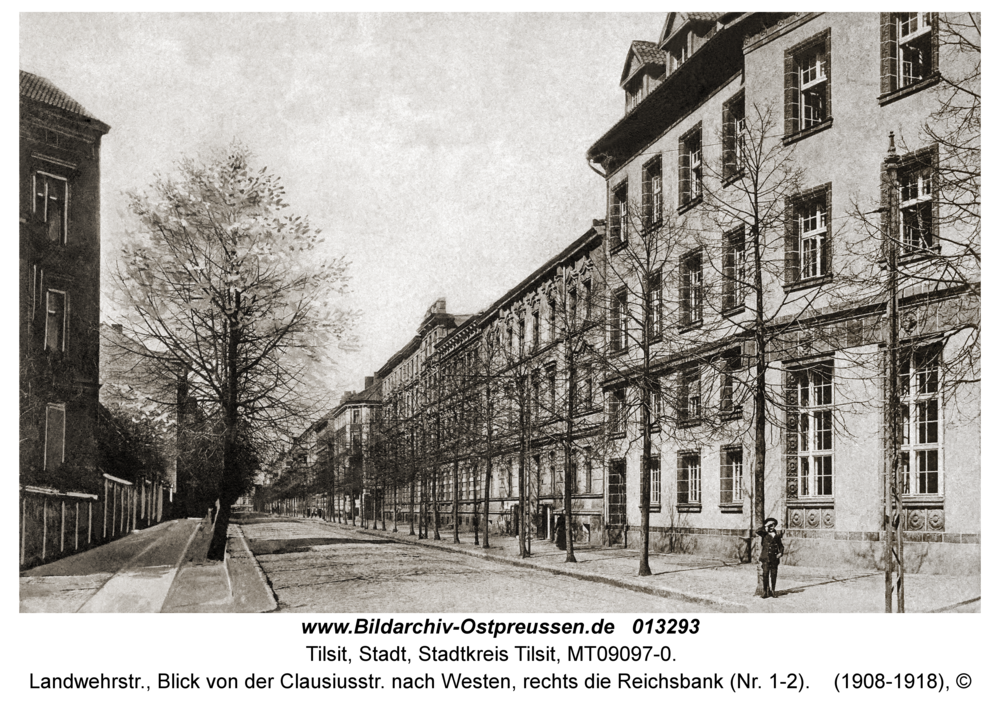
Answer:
[669,32,689,73]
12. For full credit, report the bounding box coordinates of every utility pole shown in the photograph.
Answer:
[883,133,905,612]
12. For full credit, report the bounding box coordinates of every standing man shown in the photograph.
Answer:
[758,517,784,598]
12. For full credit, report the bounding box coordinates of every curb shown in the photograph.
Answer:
[352,525,747,612]
[229,522,278,613]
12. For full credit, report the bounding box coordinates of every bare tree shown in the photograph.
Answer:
[112,143,351,559]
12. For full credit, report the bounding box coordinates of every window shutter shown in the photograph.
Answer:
[676,455,686,504]
[722,101,735,181]
[722,240,733,310]
[821,185,833,275]
[610,190,621,243]
[930,144,940,249]
[824,31,833,122]
[784,51,798,135]
[679,263,690,326]
[678,135,690,205]
[880,13,898,95]
[642,166,652,228]
[784,371,798,500]
[930,13,940,76]
[784,201,800,284]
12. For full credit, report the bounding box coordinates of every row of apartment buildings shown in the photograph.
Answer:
[270,12,979,573]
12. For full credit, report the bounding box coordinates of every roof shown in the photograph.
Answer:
[620,41,668,85]
[659,12,728,47]
[20,70,110,132]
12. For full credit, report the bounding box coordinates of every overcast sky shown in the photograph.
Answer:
[20,12,661,398]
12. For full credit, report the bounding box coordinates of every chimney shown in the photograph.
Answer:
[364,376,374,389]
[112,323,123,334]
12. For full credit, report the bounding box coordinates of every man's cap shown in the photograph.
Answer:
[763,517,778,527]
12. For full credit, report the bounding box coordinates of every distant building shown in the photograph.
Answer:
[20,70,110,492]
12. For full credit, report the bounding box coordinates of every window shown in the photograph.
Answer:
[610,182,628,248]
[518,315,525,357]
[651,378,662,428]
[785,184,832,285]
[610,287,627,353]
[647,270,662,339]
[546,364,557,414]
[679,125,703,207]
[677,451,701,505]
[900,346,941,495]
[45,290,67,352]
[679,250,703,326]
[896,148,937,255]
[580,447,594,493]
[34,172,68,244]
[721,354,743,417]
[568,287,578,328]
[44,403,66,471]
[790,362,834,497]
[723,91,747,181]
[649,455,661,507]
[678,366,701,423]
[608,388,626,435]
[720,446,744,505]
[575,363,594,411]
[642,157,663,228]
[551,451,561,490]
[881,13,937,97]
[784,31,831,137]
[722,226,746,311]
[547,297,556,342]
[531,309,540,351]
[668,32,689,74]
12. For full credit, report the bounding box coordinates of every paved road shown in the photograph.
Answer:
[240,518,717,613]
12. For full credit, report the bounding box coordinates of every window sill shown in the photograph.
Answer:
[901,495,944,508]
[899,245,942,266]
[786,497,834,508]
[721,170,745,188]
[719,503,744,513]
[678,320,703,333]
[676,503,702,513]
[677,195,702,216]
[641,218,663,235]
[720,409,743,422]
[722,305,746,318]
[677,418,702,429]
[878,74,941,107]
[648,505,662,514]
[609,239,629,254]
[782,273,833,294]
[782,117,833,147]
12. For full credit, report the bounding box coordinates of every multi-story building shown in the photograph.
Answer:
[585,12,979,572]
[326,379,382,522]
[20,71,110,492]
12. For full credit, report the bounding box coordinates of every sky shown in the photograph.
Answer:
[20,12,662,399]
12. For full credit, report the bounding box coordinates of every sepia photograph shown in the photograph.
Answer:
[19,11,980,622]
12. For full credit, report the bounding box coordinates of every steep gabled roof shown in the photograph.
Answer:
[659,12,728,47]
[620,40,667,86]
[20,70,110,132]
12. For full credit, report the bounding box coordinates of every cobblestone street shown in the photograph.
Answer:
[239,517,717,613]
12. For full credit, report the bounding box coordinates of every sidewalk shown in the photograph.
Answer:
[19,516,276,614]
[339,520,979,613]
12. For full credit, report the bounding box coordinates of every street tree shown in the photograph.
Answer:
[113,143,351,559]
